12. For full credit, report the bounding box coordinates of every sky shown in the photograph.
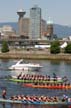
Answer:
[0,0,71,25]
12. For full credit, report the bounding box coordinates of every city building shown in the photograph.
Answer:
[21,18,47,39]
[23,18,30,37]
[29,5,41,39]
[16,6,57,40]
[45,17,57,40]
[17,6,50,40]
[41,19,47,38]
[17,9,26,36]
[47,17,54,39]
[0,25,16,39]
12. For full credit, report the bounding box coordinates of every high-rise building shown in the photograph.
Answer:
[47,17,53,37]
[22,18,47,39]
[29,5,41,39]
[23,18,30,37]
[46,17,57,40]
[41,19,47,37]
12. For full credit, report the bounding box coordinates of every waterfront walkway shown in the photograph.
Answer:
[0,50,71,60]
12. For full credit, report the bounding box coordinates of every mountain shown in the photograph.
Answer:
[0,22,18,32]
[0,22,71,38]
[54,24,71,38]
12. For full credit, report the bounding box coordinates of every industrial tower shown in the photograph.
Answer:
[17,9,26,36]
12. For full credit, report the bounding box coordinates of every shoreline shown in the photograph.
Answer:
[0,52,71,60]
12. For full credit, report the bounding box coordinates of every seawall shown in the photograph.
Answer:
[0,52,71,60]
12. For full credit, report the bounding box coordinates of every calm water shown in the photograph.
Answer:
[0,59,71,108]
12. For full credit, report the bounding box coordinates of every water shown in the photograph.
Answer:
[0,59,71,108]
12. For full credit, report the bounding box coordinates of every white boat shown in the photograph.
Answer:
[9,59,43,71]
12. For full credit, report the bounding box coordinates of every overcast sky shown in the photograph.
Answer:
[0,0,71,25]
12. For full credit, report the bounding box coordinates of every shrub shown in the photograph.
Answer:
[1,41,9,53]
[50,41,60,54]
[64,43,71,53]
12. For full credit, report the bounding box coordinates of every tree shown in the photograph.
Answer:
[64,43,71,53]
[1,41,9,53]
[50,41,60,54]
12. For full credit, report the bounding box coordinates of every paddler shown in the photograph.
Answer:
[17,72,22,79]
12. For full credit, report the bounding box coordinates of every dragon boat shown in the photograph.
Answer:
[8,74,67,84]
[0,95,71,105]
[0,99,70,105]
[23,83,71,89]
[8,78,63,83]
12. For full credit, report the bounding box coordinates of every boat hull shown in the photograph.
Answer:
[0,99,70,105]
[23,83,71,89]
[8,78,63,83]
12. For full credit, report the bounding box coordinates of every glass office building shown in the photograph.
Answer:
[29,5,41,39]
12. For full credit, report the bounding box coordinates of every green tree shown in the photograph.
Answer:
[1,41,9,53]
[64,43,71,53]
[50,41,60,54]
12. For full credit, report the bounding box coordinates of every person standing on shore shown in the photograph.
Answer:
[2,89,6,99]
